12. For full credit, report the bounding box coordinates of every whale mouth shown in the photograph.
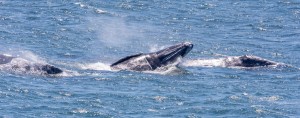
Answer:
[155,42,193,64]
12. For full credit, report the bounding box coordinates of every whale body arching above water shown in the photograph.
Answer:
[0,54,63,75]
[110,42,193,71]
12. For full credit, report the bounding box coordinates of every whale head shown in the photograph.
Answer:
[110,42,193,71]
[148,42,193,66]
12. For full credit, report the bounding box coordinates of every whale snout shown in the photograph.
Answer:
[181,42,193,57]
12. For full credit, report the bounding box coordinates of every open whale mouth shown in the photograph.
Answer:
[155,42,193,64]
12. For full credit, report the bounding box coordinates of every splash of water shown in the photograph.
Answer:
[181,58,227,67]
[77,62,112,71]
[17,51,47,64]
[1,50,47,64]
[74,2,107,14]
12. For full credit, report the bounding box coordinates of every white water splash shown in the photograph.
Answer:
[181,58,227,67]
[72,108,88,114]
[1,50,46,64]
[78,62,112,71]
[18,51,47,64]
[74,2,107,14]
[54,70,81,77]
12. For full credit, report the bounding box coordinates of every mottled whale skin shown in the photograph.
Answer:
[0,54,63,75]
[110,42,193,71]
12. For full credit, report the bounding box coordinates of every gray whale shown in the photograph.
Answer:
[182,55,278,68]
[224,55,277,67]
[111,42,193,71]
[0,54,63,75]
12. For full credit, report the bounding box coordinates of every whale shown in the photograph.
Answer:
[224,55,277,67]
[110,42,193,71]
[182,55,278,68]
[0,54,63,75]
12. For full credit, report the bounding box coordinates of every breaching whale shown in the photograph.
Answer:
[110,42,193,71]
[182,55,278,68]
[0,54,63,75]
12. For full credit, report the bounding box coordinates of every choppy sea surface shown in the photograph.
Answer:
[1,0,300,117]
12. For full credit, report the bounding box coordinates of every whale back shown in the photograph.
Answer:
[238,55,276,67]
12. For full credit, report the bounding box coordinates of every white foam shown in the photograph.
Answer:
[181,58,227,67]
[54,70,81,77]
[72,108,88,114]
[78,62,111,71]
[75,2,107,14]
[244,93,280,102]
[259,96,280,102]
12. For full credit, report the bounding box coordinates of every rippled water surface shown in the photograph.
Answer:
[1,0,300,117]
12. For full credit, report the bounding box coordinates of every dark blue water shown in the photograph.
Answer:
[1,0,300,117]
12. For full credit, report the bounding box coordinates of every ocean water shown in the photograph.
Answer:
[1,0,300,117]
